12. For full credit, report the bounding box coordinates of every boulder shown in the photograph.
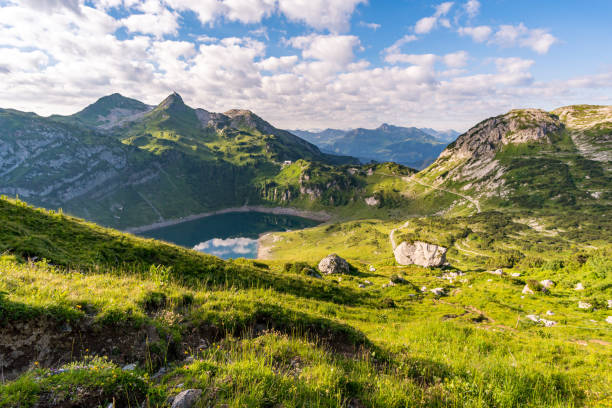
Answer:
[171,389,203,408]
[490,269,504,276]
[511,272,521,277]
[365,196,380,206]
[358,284,365,288]
[578,301,592,309]
[608,300,612,309]
[393,241,447,267]
[574,282,584,291]
[545,310,554,316]
[382,281,396,288]
[369,266,376,272]
[430,288,445,296]
[122,363,137,371]
[522,285,534,295]
[318,254,350,275]
[526,314,540,322]
[540,280,555,289]
[606,316,612,324]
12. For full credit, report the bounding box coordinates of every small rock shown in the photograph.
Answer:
[487,279,492,282]
[382,281,396,288]
[171,389,203,408]
[364,280,373,285]
[358,284,365,288]
[369,266,376,272]
[540,280,555,289]
[608,300,612,309]
[522,285,534,295]
[526,314,540,322]
[540,319,557,327]
[606,316,612,324]
[511,272,521,277]
[420,286,427,292]
[490,269,503,276]
[122,363,137,371]
[545,310,554,316]
[574,282,584,291]
[430,288,445,296]
[578,301,592,309]
[318,254,350,275]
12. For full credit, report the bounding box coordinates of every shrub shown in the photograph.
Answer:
[140,291,167,312]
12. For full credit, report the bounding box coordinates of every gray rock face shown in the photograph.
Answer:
[171,389,203,408]
[318,254,350,274]
[393,241,447,267]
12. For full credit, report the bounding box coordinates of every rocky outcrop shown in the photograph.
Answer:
[171,389,203,408]
[318,254,350,274]
[393,241,447,267]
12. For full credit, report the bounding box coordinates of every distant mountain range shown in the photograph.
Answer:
[290,125,460,169]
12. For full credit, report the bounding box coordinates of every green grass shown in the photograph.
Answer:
[1,197,611,407]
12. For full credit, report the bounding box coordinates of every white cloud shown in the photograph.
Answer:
[359,21,381,30]
[257,55,299,72]
[0,48,49,73]
[492,23,558,54]
[289,34,361,67]
[414,2,454,34]
[19,0,81,13]
[443,51,468,68]
[121,4,179,37]
[458,25,492,42]
[278,0,366,33]
[464,0,480,18]
[384,34,418,57]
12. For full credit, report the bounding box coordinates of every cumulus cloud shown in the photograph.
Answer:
[288,34,361,67]
[458,25,492,42]
[492,23,557,54]
[464,0,480,18]
[414,2,454,34]
[121,3,179,37]
[278,0,366,33]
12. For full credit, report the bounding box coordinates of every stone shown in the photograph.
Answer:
[545,310,554,316]
[526,314,540,322]
[171,389,203,408]
[382,281,396,288]
[540,280,555,289]
[606,316,612,324]
[540,319,557,327]
[393,241,447,267]
[578,301,592,309]
[430,288,445,296]
[364,196,380,206]
[574,282,584,291]
[511,272,521,277]
[420,286,427,292]
[318,254,350,275]
[364,280,373,285]
[490,269,504,276]
[369,266,376,272]
[522,285,534,295]
[358,284,365,288]
[122,363,137,371]
[608,300,612,309]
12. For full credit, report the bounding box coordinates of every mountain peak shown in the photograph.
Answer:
[71,93,150,127]
[157,92,185,110]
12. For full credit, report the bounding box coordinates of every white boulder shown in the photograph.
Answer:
[606,316,612,324]
[365,196,380,206]
[318,254,350,275]
[394,241,447,267]
[540,280,555,289]
[490,269,504,276]
[522,285,534,295]
[574,282,584,291]
[578,301,592,309]
[430,287,445,296]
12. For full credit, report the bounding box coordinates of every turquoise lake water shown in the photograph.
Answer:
[136,211,321,259]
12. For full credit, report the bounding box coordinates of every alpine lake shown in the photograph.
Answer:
[136,211,321,259]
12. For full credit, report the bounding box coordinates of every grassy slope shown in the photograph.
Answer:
[1,197,611,407]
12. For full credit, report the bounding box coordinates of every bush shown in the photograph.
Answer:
[140,291,167,312]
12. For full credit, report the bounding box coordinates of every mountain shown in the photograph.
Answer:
[420,127,461,142]
[291,124,454,169]
[1,93,428,229]
[414,106,611,215]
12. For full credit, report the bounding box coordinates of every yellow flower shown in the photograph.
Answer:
[34,361,39,366]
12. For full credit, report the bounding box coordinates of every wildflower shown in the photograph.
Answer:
[34,361,39,366]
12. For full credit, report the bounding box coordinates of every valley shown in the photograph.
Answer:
[0,99,611,407]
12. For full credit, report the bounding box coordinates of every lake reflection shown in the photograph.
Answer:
[137,211,321,259]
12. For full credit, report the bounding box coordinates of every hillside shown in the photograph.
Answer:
[292,125,452,169]
[1,93,391,229]
[1,196,611,407]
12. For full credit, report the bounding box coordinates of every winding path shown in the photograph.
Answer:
[406,176,481,213]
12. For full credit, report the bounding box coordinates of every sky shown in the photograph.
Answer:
[1,0,611,131]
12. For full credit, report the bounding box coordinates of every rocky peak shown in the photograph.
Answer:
[157,92,186,110]
[443,108,563,160]
[223,109,276,134]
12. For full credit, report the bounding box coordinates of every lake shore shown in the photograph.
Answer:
[125,206,332,234]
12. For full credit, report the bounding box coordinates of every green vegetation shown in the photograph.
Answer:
[1,196,611,407]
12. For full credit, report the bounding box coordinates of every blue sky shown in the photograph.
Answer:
[1,0,611,131]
